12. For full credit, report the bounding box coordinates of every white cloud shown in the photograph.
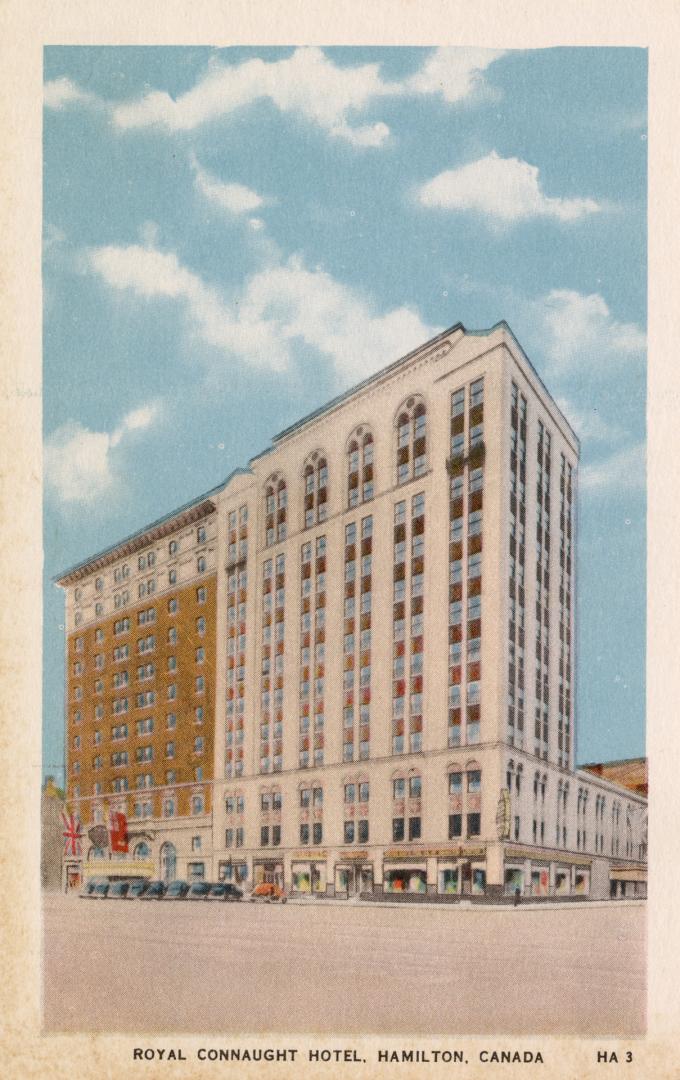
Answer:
[191,156,269,215]
[113,48,398,146]
[417,152,600,224]
[580,443,646,492]
[86,243,437,386]
[46,48,505,148]
[45,403,160,504]
[407,48,505,104]
[237,258,438,386]
[111,403,160,442]
[542,289,646,369]
[44,77,97,110]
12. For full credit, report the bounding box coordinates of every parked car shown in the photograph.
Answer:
[92,878,110,898]
[186,881,212,900]
[79,877,106,898]
[163,880,190,900]
[125,879,150,899]
[206,882,243,902]
[250,882,287,903]
[107,879,131,899]
[138,880,166,900]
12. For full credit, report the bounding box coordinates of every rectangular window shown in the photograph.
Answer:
[449,813,462,839]
[392,817,405,842]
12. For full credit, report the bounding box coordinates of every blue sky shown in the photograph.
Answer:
[43,46,647,783]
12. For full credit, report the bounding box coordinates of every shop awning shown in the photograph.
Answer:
[610,867,647,882]
[84,859,154,878]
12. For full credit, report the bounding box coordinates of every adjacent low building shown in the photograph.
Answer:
[56,320,647,900]
[41,778,65,892]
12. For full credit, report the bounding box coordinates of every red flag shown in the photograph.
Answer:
[109,811,129,853]
[61,812,82,857]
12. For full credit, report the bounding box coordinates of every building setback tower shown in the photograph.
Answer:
[57,321,647,900]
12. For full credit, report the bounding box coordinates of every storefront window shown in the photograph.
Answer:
[219,861,247,884]
[292,862,326,893]
[439,867,459,894]
[531,867,550,896]
[293,867,311,892]
[471,868,486,895]
[384,868,426,893]
[555,870,569,895]
[574,870,590,894]
[504,867,523,895]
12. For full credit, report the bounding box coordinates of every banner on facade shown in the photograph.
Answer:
[496,788,511,839]
[109,811,129,853]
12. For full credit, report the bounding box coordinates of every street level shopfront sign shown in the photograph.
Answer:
[505,846,592,866]
[385,846,485,860]
[293,850,328,859]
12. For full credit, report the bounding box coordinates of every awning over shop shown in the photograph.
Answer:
[610,866,647,882]
[84,859,154,878]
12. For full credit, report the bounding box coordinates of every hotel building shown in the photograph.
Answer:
[57,320,647,900]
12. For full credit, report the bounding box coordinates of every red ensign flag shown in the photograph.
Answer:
[61,812,82,857]
[109,811,129,853]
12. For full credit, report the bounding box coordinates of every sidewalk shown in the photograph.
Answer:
[286,894,645,912]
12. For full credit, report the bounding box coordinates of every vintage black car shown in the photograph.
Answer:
[125,879,150,899]
[106,879,131,899]
[186,881,212,900]
[205,882,243,902]
[138,880,167,900]
[162,880,190,900]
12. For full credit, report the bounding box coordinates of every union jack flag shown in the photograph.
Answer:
[61,811,82,857]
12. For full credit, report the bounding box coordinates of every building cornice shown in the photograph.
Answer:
[266,322,465,450]
[55,497,219,586]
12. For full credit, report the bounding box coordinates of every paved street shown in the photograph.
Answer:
[43,894,645,1037]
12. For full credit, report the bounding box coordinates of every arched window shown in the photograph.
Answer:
[395,398,427,485]
[160,841,177,883]
[133,841,150,861]
[347,427,374,508]
[264,474,287,546]
[302,452,329,528]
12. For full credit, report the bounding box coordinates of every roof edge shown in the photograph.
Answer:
[271,321,464,445]
[53,475,235,586]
